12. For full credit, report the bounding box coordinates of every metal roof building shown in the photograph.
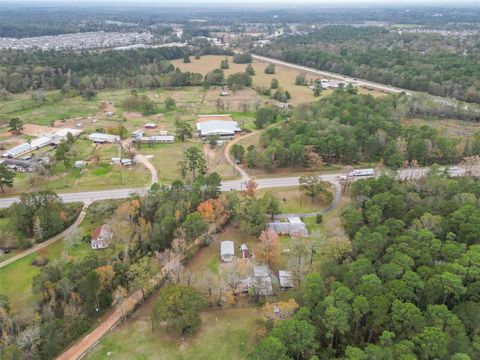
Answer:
[268,217,309,237]
[220,240,235,262]
[253,265,273,296]
[1,136,53,158]
[279,270,294,289]
[196,115,241,138]
[136,135,175,143]
[88,133,120,143]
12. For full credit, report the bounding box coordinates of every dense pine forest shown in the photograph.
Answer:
[247,89,480,172]
[251,174,480,359]
[254,26,480,103]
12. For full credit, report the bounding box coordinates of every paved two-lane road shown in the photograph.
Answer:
[0,166,450,209]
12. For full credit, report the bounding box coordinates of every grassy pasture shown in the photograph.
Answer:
[172,55,322,105]
[259,185,333,214]
[86,306,262,360]
[0,237,92,318]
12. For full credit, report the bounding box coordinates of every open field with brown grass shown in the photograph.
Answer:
[172,55,386,106]
[85,305,262,360]
[203,143,239,180]
[401,117,480,138]
[172,55,321,105]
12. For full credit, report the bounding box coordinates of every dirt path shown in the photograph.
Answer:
[224,133,255,181]
[120,138,158,185]
[135,154,158,185]
[0,208,86,269]
[56,223,221,360]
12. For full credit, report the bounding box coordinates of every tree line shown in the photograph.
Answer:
[0,165,223,359]
[250,174,480,359]
[254,25,480,104]
[241,88,480,172]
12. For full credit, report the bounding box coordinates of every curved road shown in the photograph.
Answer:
[0,208,86,269]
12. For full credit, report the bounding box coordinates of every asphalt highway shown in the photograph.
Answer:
[0,166,455,209]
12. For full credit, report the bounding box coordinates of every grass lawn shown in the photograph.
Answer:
[203,143,240,181]
[0,92,100,126]
[0,205,107,317]
[86,306,262,360]
[0,239,92,317]
[136,141,202,183]
[259,186,333,214]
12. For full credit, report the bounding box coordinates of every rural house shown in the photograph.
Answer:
[268,216,308,237]
[91,224,113,249]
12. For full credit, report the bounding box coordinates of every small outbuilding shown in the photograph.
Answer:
[279,270,294,290]
[253,265,273,296]
[220,240,235,262]
[240,243,249,259]
[74,160,86,168]
[131,129,144,139]
[144,123,158,129]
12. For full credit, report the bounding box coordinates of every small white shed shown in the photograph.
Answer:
[220,241,235,262]
[279,270,294,289]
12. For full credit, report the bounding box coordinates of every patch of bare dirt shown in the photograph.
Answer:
[22,124,55,137]
[101,101,116,114]
[123,112,142,120]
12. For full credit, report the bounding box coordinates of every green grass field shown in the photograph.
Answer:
[0,238,92,317]
[86,306,261,360]
[0,91,99,126]
[0,205,106,317]
[259,186,333,214]
[136,141,201,183]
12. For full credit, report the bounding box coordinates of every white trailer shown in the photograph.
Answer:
[349,168,375,177]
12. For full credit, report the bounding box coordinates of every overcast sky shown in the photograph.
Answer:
[4,0,480,6]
